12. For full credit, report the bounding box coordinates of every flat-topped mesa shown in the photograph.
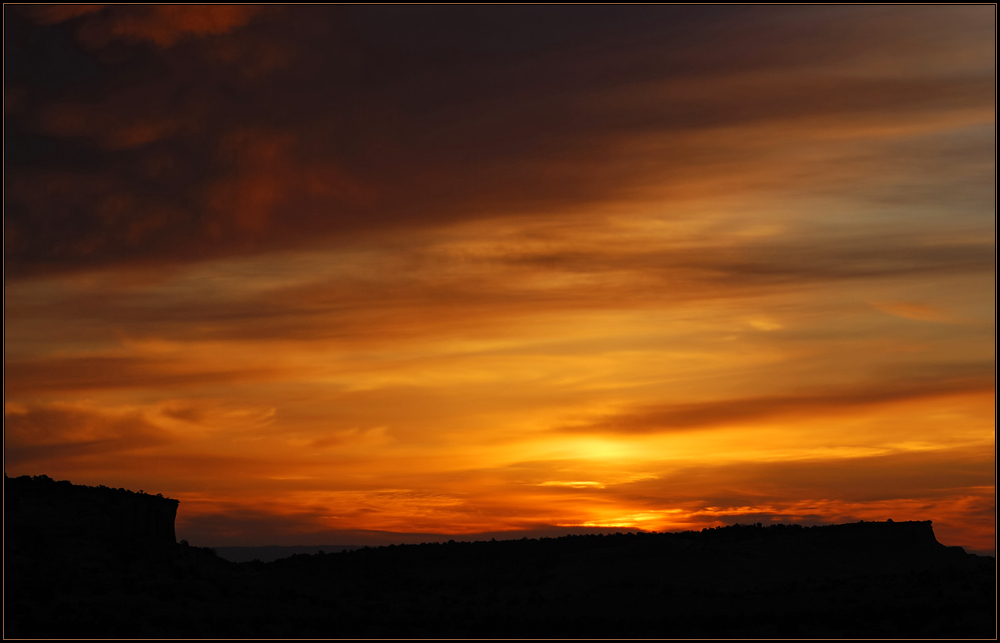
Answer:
[806,519,943,549]
[4,474,179,550]
[656,520,952,566]
[680,518,938,540]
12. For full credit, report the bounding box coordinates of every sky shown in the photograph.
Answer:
[4,5,996,553]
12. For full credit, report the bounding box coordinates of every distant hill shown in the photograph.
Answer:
[214,544,362,563]
[5,474,995,638]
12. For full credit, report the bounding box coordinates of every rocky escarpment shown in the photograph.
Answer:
[4,474,178,550]
[3,475,994,638]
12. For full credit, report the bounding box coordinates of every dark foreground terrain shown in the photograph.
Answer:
[5,475,995,638]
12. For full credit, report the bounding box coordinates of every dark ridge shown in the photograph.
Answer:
[214,545,362,564]
[5,475,995,638]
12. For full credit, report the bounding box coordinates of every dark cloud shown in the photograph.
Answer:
[607,447,996,508]
[160,405,205,423]
[3,355,276,395]
[4,6,993,278]
[563,363,995,434]
[498,237,995,287]
[3,403,172,465]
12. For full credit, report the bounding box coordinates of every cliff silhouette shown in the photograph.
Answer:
[5,475,995,638]
[5,475,178,550]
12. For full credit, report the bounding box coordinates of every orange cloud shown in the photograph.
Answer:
[873,300,952,323]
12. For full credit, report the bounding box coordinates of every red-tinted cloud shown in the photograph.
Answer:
[28,5,262,47]
[24,5,105,25]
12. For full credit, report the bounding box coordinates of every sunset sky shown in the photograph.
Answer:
[4,6,995,553]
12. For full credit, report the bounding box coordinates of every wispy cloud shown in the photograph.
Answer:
[563,365,994,434]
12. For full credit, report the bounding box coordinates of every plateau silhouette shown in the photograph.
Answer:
[4,475,995,638]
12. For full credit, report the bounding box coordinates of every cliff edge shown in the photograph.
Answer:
[4,474,178,550]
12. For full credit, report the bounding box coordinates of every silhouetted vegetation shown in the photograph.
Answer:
[5,475,995,638]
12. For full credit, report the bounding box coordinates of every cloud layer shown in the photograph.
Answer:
[4,6,995,553]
